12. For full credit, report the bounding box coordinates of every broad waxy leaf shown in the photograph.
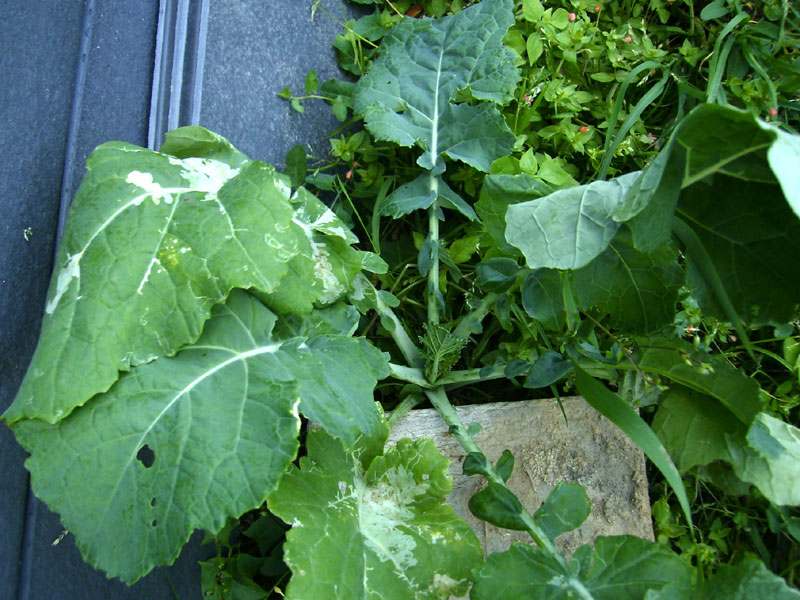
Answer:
[5,129,366,425]
[616,104,799,251]
[12,291,388,583]
[269,426,483,600]
[652,386,747,472]
[522,269,568,331]
[572,230,682,334]
[635,344,762,425]
[702,556,800,599]
[354,0,518,178]
[506,172,640,270]
[476,173,555,253]
[677,176,800,327]
[727,412,800,506]
[471,536,693,600]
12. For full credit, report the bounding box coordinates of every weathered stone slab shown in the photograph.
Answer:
[388,397,654,557]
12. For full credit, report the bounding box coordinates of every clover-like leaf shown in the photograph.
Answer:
[270,426,483,600]
[12,291,388,583]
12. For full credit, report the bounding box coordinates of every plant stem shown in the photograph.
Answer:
[371,282,424,367]
[436,365,506,386]
[424,387,567,566]
[388,363,432,388]
[452,292,499,340]
[427,199,441,326]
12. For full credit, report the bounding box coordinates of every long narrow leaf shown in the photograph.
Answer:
[572,363,693,529]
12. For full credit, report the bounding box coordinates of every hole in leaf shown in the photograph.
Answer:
[150,497,157,508]
[152,519,158,527]
[136,445,155,468]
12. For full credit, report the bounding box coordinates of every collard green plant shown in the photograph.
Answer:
[4,0,800,597]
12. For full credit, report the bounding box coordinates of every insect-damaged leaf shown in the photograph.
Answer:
[4,129,366,425]
[354,0,518,177]
[12,291,388,583]
[269,427,483,600]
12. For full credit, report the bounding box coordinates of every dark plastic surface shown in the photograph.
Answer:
[2,0,368,597]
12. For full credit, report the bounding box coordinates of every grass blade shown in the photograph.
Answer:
[572,363,694,530]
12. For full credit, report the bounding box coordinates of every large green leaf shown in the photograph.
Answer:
[12,291,388,583]
[506,172,640,270]
[652,386,747,472]
[677,175,800,327]
[635,344,762,425]
[476,173,556,253]
[269,426,483,600]
[702,557,800,599]
[353,0,518,179]
[616,103,800,252]
[727,412,800,506]
[471,536,693,599]
[572,230,682,334]
[5,131,367,425]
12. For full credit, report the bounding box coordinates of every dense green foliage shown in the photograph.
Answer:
[3,0,799,597]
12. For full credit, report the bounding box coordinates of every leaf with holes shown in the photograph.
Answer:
[4,130,371,425]
[269,426,483,600]
[12,290,388,583]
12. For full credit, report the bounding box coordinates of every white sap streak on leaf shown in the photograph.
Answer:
[177,157,239,199]
[137,258,163,295]
[275,177,291,198]
[126,171,171,205]
[357,465,431,571]
[310,242,345,303]
[45,252,83,315]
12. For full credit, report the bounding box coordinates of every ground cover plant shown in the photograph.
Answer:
[3,0,800,597]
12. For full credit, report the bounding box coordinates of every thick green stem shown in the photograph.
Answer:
[452,292,499,340]
[427,193,441,326]
[436,365,506,387]
[388,363,432,388]
[372,282,424,367]
[424,387,566,565]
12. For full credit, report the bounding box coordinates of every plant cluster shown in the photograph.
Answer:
[3,0,799,598]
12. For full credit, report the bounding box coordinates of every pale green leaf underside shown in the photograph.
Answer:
[354,0,518,175]
[6,133,365,425]
[471,536,692,600]
[270,428,483,600]
[13,291,388,583]
[728,413,800,506]
[506,172,640,270]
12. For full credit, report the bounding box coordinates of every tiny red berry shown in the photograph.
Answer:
[647,132,658,142]
[579,125,588,133]
[769,107,778,117]
[569,12,576,21]
[594,6,601,12]
[624,35,632,43]
[686,326,697,333]
[345,170,352,180]
[407,4,422,17]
